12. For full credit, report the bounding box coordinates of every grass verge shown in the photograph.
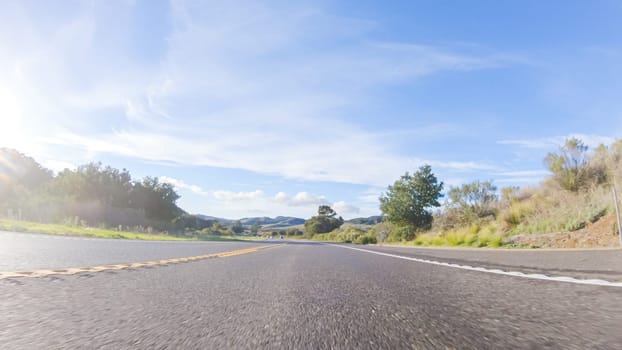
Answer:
[0,219,264,242]
[0,219,189,240]
[412,225,504,248]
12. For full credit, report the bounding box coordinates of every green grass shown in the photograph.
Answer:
[0,219,266,242]
[412,226,504,248]
[310,226,377,244]
[0,219,189,240]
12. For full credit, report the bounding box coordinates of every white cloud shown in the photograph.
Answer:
[273,191,329,207]
[427,160,499,172]
[498,134,616,149]
[332,201,360,215]
[270,191,361,216]
[213,190,264,201]
[293,192,328,206]
[160,176,209,196]
[0,1,518,187]
[492,170,551,177]
[44,128,501,186]
[40,159,76,173]
[274,192,289,203]
[495,177,544,184]
[358,187,384,204]
[489,170,551,186]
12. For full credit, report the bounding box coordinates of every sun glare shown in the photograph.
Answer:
[0,87,23,147]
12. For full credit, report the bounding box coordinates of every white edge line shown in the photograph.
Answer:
[331,244,622,288]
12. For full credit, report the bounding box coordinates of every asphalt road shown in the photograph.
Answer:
[0,231,269,271]
[2,233,622,349]
[363,244,622,282]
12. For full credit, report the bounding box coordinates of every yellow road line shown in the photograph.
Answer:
[0,244,282,280]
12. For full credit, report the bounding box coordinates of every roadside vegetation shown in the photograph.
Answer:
[303,138,622,248]
[4,137,621,247]
[412,138,620,247]
[304,205,345,237]
[311,226,377,245]
[0,148,269,240]
[0,219,187,240]
[0,219,264,242]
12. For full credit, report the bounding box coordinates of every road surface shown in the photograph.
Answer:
[0,231,265,271]
[1,232,622,349]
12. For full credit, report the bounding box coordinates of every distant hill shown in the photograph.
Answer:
[240,216,305,227]
[195,214,383,227]
[346,215,383,225]
[195,215,305,228]
[195,215,235,225]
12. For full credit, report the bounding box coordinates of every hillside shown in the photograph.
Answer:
[314,138,622,248]
[346,216,383,225]
[399,138,622,248]
[195,215,306,228]
[195,215,235,226]
[240,216,305,227]
[196,215,386,231]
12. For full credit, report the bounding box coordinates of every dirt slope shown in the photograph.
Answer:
[506,213,621,248]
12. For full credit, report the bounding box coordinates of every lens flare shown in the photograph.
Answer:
[0,87,23,148]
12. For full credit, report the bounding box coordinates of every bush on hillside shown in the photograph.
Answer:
[545,138,608,192]
[304,205,344,236]
[446,180,499,226]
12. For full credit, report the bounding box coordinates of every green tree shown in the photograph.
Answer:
[286,227,303,236]
[130,177,182,220]
[318,205,337,217]
[0,148,53,190]
[249,223,261,235]
[231,220,244,234]
[51,163,134,209]
[379,165,443,235]
[0,148,55,220]
[304,205,344,236]
[172,214,213,231]
[207,222,226,235]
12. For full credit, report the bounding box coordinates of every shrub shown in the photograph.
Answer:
[446,180,498,226]
[354,234,377,245]
[500,184,611,235]
[304,205,344,236]
[501,201,534,228]
[386,225,413,242]
[286,228,303,236]
[544,138,609,192]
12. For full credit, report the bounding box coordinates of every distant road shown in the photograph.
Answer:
[2,232,622,349]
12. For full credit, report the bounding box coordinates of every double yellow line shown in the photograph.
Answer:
[0,244,281,280]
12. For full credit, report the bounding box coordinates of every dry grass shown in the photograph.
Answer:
[501,183,612,235]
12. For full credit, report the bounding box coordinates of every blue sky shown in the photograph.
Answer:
[1,0,621,219]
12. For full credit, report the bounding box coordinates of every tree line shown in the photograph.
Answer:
[0,148,183,229]
[5,136,620,242]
